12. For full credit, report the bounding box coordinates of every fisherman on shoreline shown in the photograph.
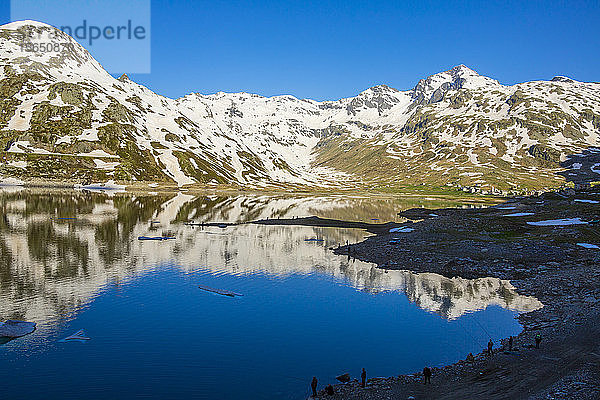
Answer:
[423,366,432,384]
[508,336,513,351]
[311,376,318,397]
[535,333,542,349]
[361,368,366,388]
[488,339,494,356]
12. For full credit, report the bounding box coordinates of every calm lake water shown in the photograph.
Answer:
[0,189,542,399]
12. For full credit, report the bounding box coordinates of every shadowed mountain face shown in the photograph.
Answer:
[0,190,541,330]
[557,147,600,186]
[1,21,599,191]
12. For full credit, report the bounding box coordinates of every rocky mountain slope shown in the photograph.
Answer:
[1,20,599,191]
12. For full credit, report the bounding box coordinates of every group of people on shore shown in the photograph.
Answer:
[487,334,542,357]
[310,334,544,397]
[310,368,367,397]
[310,366,432,397]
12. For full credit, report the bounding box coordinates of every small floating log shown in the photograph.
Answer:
[185,222,235,228]
[138,236,175,241]
[198,285,243,297]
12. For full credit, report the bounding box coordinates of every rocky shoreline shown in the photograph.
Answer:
[295,188,600,399]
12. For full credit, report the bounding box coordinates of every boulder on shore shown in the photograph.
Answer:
[336,373,351,383]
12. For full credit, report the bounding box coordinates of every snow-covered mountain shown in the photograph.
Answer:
[1,20,599,190]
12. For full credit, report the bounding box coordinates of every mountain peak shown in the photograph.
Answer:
[1,20,55,30]
[411,65,498,104]
[432,64,483,83]
[448,64,479,75]
[551,76,577,83]
[0,19,108,81]
[358,84,399,96]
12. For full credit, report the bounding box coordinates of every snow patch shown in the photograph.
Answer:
[574,199,599,204]
[0,177,25,186]
[527,218,588,226]
[93,159,120,171]
[577,243,599,249]
[79,150,119,158]
[55,136,73,145]
[8,161,27,169]
[390,227,414,233]
[503,212,534,217]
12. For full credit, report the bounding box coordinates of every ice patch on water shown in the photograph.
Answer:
[0,320,36,338]
[60,329,91,342]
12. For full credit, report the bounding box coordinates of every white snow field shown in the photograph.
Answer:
[576,243,599,249]
[503,212,535,217]
[390,227,415,233]
[527,218,588,226]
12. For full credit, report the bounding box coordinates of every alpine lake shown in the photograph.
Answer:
[0,188,542,399]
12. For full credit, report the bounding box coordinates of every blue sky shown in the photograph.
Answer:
[2,0,599,100]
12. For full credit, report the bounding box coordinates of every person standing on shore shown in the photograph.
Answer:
[535,333,542,349]
[488,339,494,356]
[311,376,318,397]
[508,336,513,351]
[423,367,432,384]
[361,368,366,388]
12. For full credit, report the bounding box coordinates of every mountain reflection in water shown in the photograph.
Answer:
[0,189,541,331]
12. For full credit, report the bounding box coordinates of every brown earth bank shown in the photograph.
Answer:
[265,188,600,400]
